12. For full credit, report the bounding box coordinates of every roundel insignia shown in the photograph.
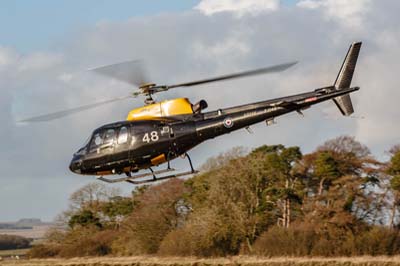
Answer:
[223,117,234,128]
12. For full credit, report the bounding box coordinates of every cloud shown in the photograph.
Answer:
[297,0,372,27]
[0,47,19,69]
[194,0,280,16]
[17,52,64,72]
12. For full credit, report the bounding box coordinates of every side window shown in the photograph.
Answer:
[89,133,103,151]
[117,126,128,144]
[104,129,115,146]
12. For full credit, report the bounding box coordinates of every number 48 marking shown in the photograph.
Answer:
[142,131,159,143]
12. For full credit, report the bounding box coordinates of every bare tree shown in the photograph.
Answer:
[69,182,121,211]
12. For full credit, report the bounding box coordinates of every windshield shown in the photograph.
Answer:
[74,136,91,156]
[86,126,128,153]
[82,136,91,148]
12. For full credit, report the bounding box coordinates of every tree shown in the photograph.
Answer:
[68,209,102,229]
[101,196,134,227]
[386,148,400,228]
[256,145,303,229]
[318,135,370,159]
[69,182,120,212]
[313,151,340,195]
[33,137,400,258]
[112,178,188,255]
[167,152,271,255]
[200,146,247,171]
[166,145,303,256]
[298,136,381,247]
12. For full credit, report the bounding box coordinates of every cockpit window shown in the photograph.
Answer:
[104,129,115,145]
[89,132,103,151]
[117,126,128,144]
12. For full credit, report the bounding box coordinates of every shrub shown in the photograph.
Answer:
[0,234,32,250]
[354,227,400,256]
[27,244,61,258]
[58,229,115,257]
[252,225,317,256]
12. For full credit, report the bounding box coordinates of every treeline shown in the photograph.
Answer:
[29,136,400,257]
[0,235,32,250]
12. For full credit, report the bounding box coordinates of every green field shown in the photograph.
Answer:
[1,256,400,266]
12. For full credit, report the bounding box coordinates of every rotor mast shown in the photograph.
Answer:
[138,83,157,104]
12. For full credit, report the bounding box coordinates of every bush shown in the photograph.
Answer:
[158,207,244,257]
[29,227,116,258]
[158,218,213,257]
[0,234,32,250]
[58,229,115,257]
[27,244,61,258]
[354,227,400,256]
[158,228,196,256]
[253,224,400,257]
[252,225,317,256]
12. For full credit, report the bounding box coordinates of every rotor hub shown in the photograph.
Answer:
[139,83,156,91]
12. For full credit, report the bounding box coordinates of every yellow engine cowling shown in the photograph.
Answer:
[126,98,193,121]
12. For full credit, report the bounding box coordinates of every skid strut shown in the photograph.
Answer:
[149,167,157,180]
[185,153,195,173]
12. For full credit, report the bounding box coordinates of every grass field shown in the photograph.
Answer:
[1,256,400,266]
[0,248,29,257]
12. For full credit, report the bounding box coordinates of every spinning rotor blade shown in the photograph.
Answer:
[19,95,134,123]
[90,60,148,87]
[20,61,297,123]
[164,61,298,90]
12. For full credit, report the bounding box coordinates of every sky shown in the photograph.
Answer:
[0,0,399,221]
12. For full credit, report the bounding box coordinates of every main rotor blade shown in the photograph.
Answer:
[90,60,148,87]
[19,95,134,123]
[165,61,298,89]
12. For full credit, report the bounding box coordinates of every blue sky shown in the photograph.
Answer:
[0,0,199,52]
[0,0,297,52]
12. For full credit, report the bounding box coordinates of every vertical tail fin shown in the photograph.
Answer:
[333,42,362,116]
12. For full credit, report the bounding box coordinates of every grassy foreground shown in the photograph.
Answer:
[0,248,29,257]
[2,256,400,266]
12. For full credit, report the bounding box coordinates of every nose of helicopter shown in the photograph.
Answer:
[69,155,82,174]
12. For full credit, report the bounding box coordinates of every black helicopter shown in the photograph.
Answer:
[21,42,362,184]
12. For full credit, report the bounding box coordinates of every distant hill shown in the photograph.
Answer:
[0,218,51,230]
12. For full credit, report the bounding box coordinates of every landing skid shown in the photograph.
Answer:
[96,153,198,184]
[96,168,175,183]
[125,170,199,185]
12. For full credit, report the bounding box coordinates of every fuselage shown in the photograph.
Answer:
[69,86,359,176]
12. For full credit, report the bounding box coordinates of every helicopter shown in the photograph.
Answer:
[21,42,362,184]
